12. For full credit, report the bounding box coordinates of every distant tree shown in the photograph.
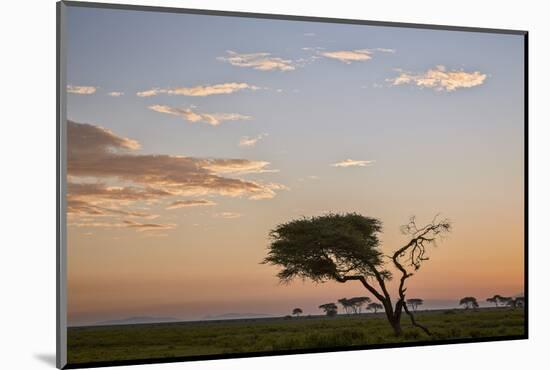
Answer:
[348,296,371,314]
[367,302,383,314]
[406,298,424,312]
[486,294,507,307]
[319,303,338,317]
[506,297,525,309]
[338,298,352,315]
[292,308,303,317]
[263,213,451,336]
[486,295,500,307]
[459,297,479,310]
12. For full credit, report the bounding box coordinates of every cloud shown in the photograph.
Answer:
[68,198,156,218]
[239,133,268,147]
[123,220,176,231]
[148,105,250,126]
[69,220,175,232]
[303,33,316,37]
[67,121,286,232]
[107,91,124,97]
[317,48,395,64]
[387,65,487,91]
[200,159,277,175]
[68,120,284,201]
[68,121,140,153]
[166,199,217,210]
[331,159,375,167]
[320,49,373,63]
[67,85,97,95]
[137,82,259,97]
[218,51,296,71]
[213,212,242,219]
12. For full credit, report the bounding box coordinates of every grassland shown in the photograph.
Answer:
[67,308,525,365]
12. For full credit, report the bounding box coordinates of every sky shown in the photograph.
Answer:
[65,6,525,326]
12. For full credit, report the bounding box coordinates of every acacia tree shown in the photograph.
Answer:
[459,297,479,309]
[348,296,371,314]
[263,213,451,336]
[406,298,424,312]
[486,294,504,307]
[292,308,303,317]
[367,302,383,314]
[505,297,525,309]
[338,298,352,314]
[319,303,338,317]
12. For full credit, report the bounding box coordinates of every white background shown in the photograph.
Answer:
[0,0,547,369]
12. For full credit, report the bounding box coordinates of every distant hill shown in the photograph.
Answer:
[97,316,180,325]
[202,313,274,320]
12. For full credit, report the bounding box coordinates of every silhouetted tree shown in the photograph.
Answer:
[486,294,504,307]
[348,296,371,314]
[367,302,383,314]
[505,297,525,309]
[459,297,479,309]
[292,308,303,317]
[319,303,338,317]
[406,298,424,312]
[338,298,352,315]
[263,213,451,336]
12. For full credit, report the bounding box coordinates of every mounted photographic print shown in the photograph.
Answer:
[56,1,528,368]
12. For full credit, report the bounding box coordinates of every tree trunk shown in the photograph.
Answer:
[390,317,402,336]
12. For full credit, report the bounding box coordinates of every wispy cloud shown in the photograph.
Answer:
[213,212,242,219]
[166,199,217,210]
[137,82,260,97]
[303,32,316,37]
[239,133,268,147]
[331,159,375,167]
[200,159,278,175]
[387,65,487,91]
[123,220,176,232]
[218,51,296,71]
[107,91,124,97]
[67,85,97,95]
[149,105,251,126]
[69,220,175,232]
[320,49,373,63]
[318,48,394,64]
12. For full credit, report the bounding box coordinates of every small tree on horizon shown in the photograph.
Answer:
[367,302,383,314]
[263,213,451,336]
[338,298,352,315]
[348,296,371,314]
[319,303,338,317]
[406,298,424,312]
[505,297,525,309]
[486,294,504,307]
[459,297,479,310]
[292,308,303,317]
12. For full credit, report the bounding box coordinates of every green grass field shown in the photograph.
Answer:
[67,308,525,364]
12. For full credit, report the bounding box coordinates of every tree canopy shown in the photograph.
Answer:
[319,303,338,316]
[406,298,424,312]
[339,296,371,314]
[263,213,388,283]
[459,297,479,309]
[486,294,505,307]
